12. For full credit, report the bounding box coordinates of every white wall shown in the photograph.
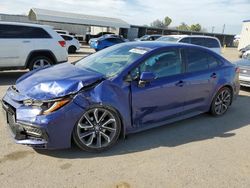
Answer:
[90,26,118,35]
[238,22,250,50]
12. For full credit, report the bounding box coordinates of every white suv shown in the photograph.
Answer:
[0,22,68,70]
[157,35,222,54]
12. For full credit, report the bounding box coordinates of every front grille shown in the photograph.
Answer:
[3,100,48,141]
[23,126,43,137]
[7,112,17,136]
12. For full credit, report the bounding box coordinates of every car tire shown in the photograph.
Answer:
[72,106,121,152]
[29,56,53,71]
[210,87,232,116]
[68,46,77,54]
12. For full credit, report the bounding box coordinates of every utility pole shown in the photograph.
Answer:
[222,24,225,34]
[212,26,215,33]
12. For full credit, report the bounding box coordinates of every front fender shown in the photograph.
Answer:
[73,80,132,136]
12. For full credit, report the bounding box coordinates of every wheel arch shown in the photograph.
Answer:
[218,84,234,104]
[94,104,126,139]
[210,84,234,109]
[71,103,126,142]
[25,50,57,68]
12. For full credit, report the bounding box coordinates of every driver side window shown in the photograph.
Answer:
[135,49,182,79]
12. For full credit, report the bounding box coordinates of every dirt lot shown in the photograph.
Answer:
[0,47,250,188]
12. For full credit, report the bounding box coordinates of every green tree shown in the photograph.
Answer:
[150,19,165,28]
[190,24,202,32]
[176,22,190,31]
[164,16,172,27]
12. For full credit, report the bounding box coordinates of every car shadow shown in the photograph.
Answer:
[0,71,28,86]
[240,86,250,92]
[36,93,250,159]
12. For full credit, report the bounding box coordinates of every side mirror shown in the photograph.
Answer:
[138,72,156,87]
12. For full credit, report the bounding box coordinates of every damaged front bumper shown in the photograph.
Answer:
[2,100,48,148]
[1,91,86,150]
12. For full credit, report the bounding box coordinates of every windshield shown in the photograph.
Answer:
[157,36,179,42]
[75,44,150,78]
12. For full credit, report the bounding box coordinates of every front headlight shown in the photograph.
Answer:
[42,99,70,115]
[23,98,71,115]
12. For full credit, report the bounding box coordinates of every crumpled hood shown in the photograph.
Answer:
[15,63,104,100]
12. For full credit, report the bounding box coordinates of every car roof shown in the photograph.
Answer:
[160,35,219,40]
[60,34,74,37]
[55,29,68,32]
[100,35,121,39]
[103,34,119,37]
[0,21,51,28]
[143,34,162,37]
[120,41,207,50]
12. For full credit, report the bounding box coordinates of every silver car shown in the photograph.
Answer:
[236,57,250,87]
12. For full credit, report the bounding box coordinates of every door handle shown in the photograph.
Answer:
[210,73,217,79]
[175,80,185,87]
[22,40,31,43]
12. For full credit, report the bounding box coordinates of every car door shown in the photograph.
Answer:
[182,47,220,114]
[105,38,121,47]
[0,24,22,67]
[0,24,34,67]
[130,48,186,128]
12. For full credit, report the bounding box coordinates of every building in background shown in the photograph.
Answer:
[0,8,130,42]
[238,20,250,50]
[0,8,236,46]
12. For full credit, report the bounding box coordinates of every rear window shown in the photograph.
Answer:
[190,37,204,46]
[203,38,220,48]
[186,48,222,72]
[61,35,73,41]
[190,37,220,48]
[156,36,179,42]
[179,37,190,43]
[0,24,51,39]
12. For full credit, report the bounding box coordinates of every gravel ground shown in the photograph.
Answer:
[0,47,250,188]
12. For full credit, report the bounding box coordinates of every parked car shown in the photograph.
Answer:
[2,42,240,152]
[86,32,115,43]
[157,35,221,54]
[236,56,250,87]
[0,22,68,71]
[238,44,250,58]
[60,34,81,54]
[135,34,162,41]
[242,50,250,59]
[89,35,126,51]
[88,34,119,45]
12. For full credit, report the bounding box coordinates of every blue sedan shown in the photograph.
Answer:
[2,42,240,152]
[89,35,126,51]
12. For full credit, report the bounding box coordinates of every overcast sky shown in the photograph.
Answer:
[1,0,250,34]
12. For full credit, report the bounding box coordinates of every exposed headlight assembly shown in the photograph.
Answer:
[42,99,70,115]
[23,98,71,115]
